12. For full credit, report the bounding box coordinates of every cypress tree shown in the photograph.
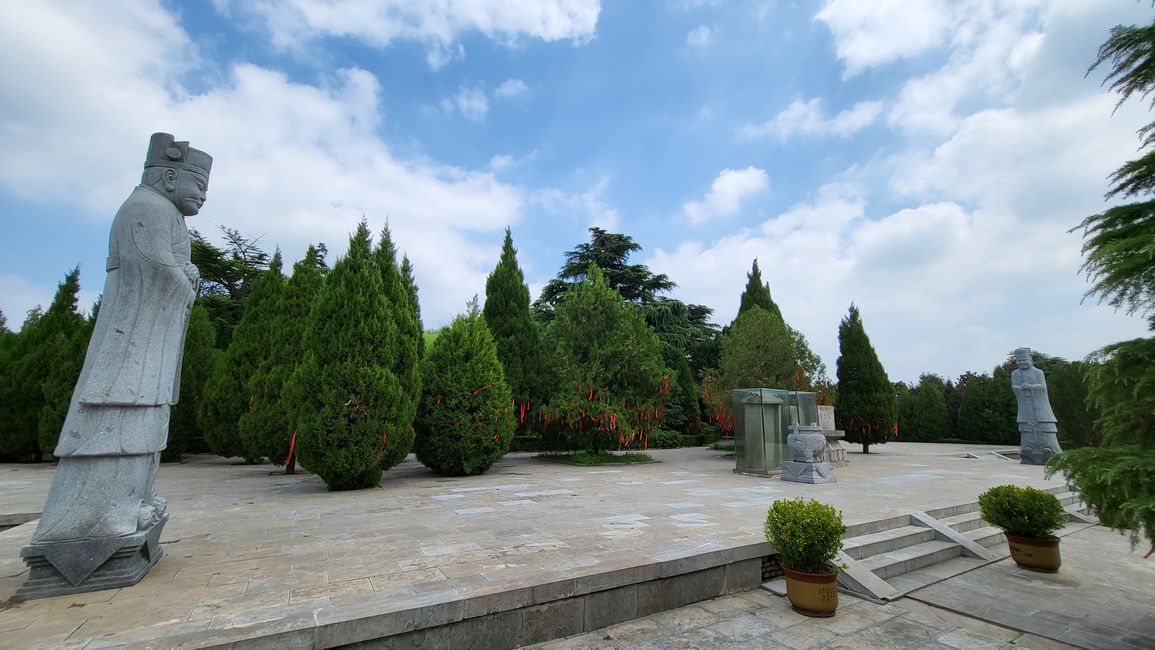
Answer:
[374,225,421,471]
[401,254,424,357]
[20,268,87,459]
[483,228,547,432]
[0,310,39,460]
[737,259,783,321]
[719,306,796,390]
[239,245,326,471]
[414,298,514,475]
[549,264,667,452]
[201,252,285,461]
[287,221,410,490]
[898,375,949,442]
[166,304,216,461]
[834,304,897,453]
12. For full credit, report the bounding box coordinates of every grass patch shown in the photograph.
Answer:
[537,450,654,465]
[710,441,735,451]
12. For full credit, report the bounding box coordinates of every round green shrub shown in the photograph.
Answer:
[413,301,514,476]
[764,498,845,574]
[978,484,1066,539]
[649,429,682,449]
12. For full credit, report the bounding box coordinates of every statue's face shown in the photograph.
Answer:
[1015,354,1031,370]
[172,170,208,217]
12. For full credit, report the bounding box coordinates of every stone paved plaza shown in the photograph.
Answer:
[1,443,1152,649]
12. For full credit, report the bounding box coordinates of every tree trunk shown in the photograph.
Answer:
[863,443,871,454]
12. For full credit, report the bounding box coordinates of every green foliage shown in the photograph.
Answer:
[898,375,949,442]
[400,254,423,357]
[978,485,1066,539]
[534,227,676,320]
[1083,337,1155,447]
[201,252,286,461]
[955,369,1017,445]
[546,264,667,452]
[414,300,513,476]
[238,245,326,468]
[737,258,783,322]
[286,222,415,490]
[36,271,91,457]
[834,305,897,453]
[648,429,682,449]
[764,498,846,574]
[483,228,548,428]
[166,304,217,461]
[1047,445,1155,550]
[189,225,272,347]
[719,306,796,390]
[374,225,422,471]
[1028,353,1099,448]
[538,450,653,465]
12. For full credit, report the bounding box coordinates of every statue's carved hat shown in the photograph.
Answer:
[144,132,212,178]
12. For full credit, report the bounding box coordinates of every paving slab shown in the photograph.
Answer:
[0,443,1088,648]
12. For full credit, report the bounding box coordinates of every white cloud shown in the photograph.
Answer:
[686,25,712,47]
[495,78,529,98]
[214,0,601,68]
[815,0,953,76]
[742,98,883,140]
[0,0,533,330]
[532,175,620,231]
[682,167,768,224]
[453,85,489,121]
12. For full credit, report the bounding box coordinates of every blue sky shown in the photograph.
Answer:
[1,0,1151,383]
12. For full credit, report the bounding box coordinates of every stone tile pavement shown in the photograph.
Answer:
[0,443,1144,649]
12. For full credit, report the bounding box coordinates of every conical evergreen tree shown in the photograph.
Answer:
[239,245,326,470]
[834,304,897,453]
[719,305,796,390]
[12,268,87,459]
[737,259,783,321]
[287,221,413,490]
[415,298,514,475]
[548,264,667,452]
[483,228,548,432]
[374,225,421,470]
[166,304,217,461]
[201,252,285,460]
[400,254,424,357]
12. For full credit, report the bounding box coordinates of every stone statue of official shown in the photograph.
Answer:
[15,133,210,600]
[1010,347,1062,466]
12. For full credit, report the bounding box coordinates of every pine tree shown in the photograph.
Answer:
[834,304,897,453]
[25,266,87,459]
[166,304,216,461]
[400,254,424,357]
[898,375,949,442]
[737,259,783,322]
[414,298,513,475]
[286,221,413,490]
[719,306,796,390]
[238,245,326,471]
[483,228,547,432]
[548,264,667,452]
[201,252,285,461]
[374,225,421,471]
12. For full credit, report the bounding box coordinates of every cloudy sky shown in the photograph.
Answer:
[1,0,1151,383]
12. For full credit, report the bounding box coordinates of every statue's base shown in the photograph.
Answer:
[781,461,836,484]
[12,515,167,601]
[1020,451,1057,466]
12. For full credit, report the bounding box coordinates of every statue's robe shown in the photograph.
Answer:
[33,185,195,542]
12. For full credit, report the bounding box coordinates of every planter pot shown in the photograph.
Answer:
[782,567,838,617]
[1006,534,1061,572]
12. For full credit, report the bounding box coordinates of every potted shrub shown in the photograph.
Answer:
[764,497,846,617]
[978,484,1067,572]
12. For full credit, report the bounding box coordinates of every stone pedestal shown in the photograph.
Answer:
[781,461,837,484]
[1020,426,1062,466]
[816,406,848,467]
[13,515,167,601]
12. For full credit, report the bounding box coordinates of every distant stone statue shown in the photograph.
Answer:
[16,133,210,600]
[1010,347,1062,465]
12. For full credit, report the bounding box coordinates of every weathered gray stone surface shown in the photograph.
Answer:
[818,404,849,467]
[15,133,210,600]
[1011,347,1063,465]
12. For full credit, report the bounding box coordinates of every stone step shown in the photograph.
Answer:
[965,525,1007,548]
[842,525,937,560]
[859,540,963,580]
[843,514,912,538]
[924,500,980,519]
[939,510,987,534]
[885,554,990,596]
